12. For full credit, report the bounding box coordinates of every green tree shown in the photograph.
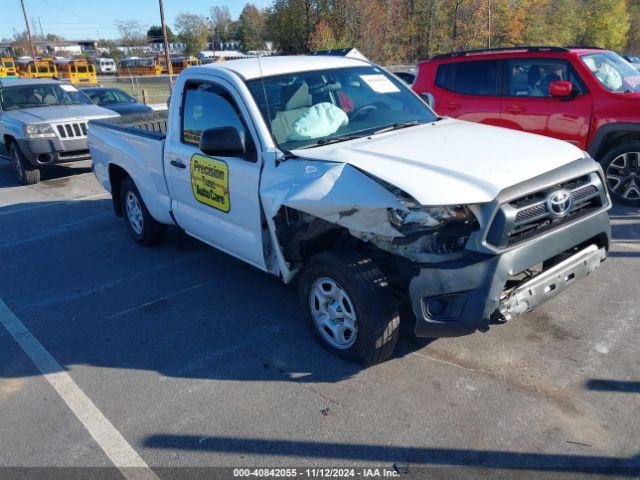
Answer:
[174,13,209,55]
[238,4,267,51]
[146,25,175,44]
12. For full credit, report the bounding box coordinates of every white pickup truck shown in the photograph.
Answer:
[89,56,611,365]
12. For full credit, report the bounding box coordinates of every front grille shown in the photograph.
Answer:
[56,122,88,139]
[486,173,606,248]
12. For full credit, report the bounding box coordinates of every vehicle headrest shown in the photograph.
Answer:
[283,82,311,110]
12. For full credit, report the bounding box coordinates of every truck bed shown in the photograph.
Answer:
[89,110,168,139]
[88,109,173,225]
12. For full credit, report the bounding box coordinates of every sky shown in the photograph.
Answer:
[1,0,271,41]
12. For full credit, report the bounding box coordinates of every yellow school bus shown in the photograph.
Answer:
[16,58,57,79]
[158,56,202,74]
[117,57,163,76]
[54,58,98,86]
[0,57,19,79]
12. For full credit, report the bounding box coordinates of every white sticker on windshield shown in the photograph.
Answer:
[360,74,400,93]
[60,84,79,92]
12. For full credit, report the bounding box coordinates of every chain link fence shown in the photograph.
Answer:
[96,65,416,109]
[96,75,176,108]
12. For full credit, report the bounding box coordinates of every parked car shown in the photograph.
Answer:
[0,79,116,184]
[81,86,153,115]
[393,71,416,85]
[88,56,610,366]
[414,46,640,206]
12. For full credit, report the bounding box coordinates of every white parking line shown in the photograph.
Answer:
[0,299,159,480]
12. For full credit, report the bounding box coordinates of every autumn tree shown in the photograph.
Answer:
[580,0,630,50]
[174,13,209,55]
[210,6,233,48]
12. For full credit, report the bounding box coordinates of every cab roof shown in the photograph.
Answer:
[193,55,372,81]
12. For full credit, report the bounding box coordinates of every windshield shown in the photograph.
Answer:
[581,52,640,92]
[0,83,93,110]
[246,66,437,151]
[85,88,135,105]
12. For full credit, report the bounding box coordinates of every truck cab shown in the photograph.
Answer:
[89,56,611,366]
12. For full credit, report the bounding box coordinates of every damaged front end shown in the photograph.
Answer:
[259,159,482,281]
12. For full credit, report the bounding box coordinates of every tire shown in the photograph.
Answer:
[9,142,40,185]
[120,177,167,245]
[299,250,400,366]
[600,142,640,206]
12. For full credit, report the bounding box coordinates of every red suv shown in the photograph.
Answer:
[413,46,640,206]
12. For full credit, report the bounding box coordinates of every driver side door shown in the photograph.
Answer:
[164,78,267,270]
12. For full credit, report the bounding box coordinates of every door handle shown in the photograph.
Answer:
[170,160,186,169]
[445,102,460,110]
[506,106,526,114]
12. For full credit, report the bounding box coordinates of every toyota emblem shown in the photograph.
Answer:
[547,190,573,217]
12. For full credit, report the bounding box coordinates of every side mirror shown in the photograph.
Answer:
[420,92,435,109]
[199,126,246,157]
[549,80,573,98]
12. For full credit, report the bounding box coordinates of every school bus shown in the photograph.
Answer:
[158,56,202,74]
[16,58,57,79]
[117,57,163,76]
[54,58,98,86]
[0,57,18,79]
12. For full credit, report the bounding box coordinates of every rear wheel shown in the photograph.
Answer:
[9,142,40,185]
[120,177,167,245]
[299,250,400,366]
[601,142,640,206]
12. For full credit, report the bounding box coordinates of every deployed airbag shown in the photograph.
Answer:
[287,102,349,141]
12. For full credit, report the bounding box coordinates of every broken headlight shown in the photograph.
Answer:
[388,205,479,254]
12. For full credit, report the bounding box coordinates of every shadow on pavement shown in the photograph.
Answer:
[0,158,92,188]
[141,434,640,476]
[0,198,432,386]
[586,379,640,393]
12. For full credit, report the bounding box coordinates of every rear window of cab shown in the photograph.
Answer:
[435,60,499,96]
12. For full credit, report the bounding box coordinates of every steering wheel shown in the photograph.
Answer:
[350,104,378,121]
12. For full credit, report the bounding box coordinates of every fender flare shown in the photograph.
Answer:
[588,123,640,160]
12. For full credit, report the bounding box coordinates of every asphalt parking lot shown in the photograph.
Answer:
[0,159,638,479]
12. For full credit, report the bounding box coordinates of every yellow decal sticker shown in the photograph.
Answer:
[190,154,230,212]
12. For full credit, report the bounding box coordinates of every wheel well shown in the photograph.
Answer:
[108,164,129,216]
[3,135,16,151]
[595,132,640,161]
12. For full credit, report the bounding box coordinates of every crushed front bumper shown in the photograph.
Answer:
[410,209,610,337]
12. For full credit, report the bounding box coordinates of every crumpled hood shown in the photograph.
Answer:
[292,118,588,205]
[6,104,116,124]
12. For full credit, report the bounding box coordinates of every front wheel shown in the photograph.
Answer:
[120,177,167,245]
[10,142,40,185]
[601,143,640,206]
[299,251,400,366]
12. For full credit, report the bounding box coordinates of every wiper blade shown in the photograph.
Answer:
[372,120,424,135]
[314,134,367,146]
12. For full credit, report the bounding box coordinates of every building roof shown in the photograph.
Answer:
[195,55,370,80]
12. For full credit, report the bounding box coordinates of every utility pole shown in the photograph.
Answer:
[20,0,36,57]
[159,0,174,93]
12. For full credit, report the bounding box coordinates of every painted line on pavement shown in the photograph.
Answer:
[0,298,159,480]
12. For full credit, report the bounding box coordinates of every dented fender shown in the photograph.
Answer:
[259,159,408,281]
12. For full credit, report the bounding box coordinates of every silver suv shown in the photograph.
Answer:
[0,78,115,184]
